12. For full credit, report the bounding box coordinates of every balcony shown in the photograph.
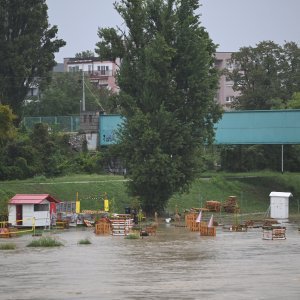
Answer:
[88,70,113,77]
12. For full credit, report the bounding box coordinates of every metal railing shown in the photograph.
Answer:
[0,217,36,237]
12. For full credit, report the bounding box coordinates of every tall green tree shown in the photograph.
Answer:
[0,104,16,147]
[225,41,300,110]
[0,0,65,119]
[97,0,221,214]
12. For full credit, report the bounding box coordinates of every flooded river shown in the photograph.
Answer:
[1,223,300,300]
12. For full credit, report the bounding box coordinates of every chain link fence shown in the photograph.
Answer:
[22,116,80,132]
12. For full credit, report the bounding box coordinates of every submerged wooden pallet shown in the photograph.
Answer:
[0,228,10,238]
[262,226,286,240]
[145,226,157,236]
[200,226,216,236]
[0,228,18,238]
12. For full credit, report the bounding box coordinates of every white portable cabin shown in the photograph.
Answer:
[269,192,292,219]
[8,194,61,227]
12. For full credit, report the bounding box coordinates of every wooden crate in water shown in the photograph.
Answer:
[200,226,216,236]
[185,214,208,232]
[145,226,157,236]
[272,228,286,240]
[110,218,134,236]
[95,222,111,235]
[185,213,198,229]
[262,226,286,240]
[190,221,199,231]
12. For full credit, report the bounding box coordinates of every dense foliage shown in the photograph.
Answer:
[225,41,300,110]
[96,0,222,214]
[0,122,115,181]
[0,104,16,146]
[219,144,300,172]
[23,72,118,116]
[0,0,65,119]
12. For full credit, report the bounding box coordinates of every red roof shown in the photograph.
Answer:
[9,194,61,205]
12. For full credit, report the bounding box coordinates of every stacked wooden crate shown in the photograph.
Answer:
[272,227,286,239]
[95,221,111,235]
[262,225,286,240]
[185,213,199,231]
[223,196,239,213]
[205,201,221,212]
[200,225,216,236]
[110,217,133,236]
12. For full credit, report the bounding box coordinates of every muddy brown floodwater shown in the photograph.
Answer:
[0,223,300,300]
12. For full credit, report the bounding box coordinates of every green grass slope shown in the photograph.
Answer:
[0,172,300,216]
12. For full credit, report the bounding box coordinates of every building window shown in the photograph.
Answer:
[225,80,234,86]
[89,115,92,123]
[225,96,235,102]
[69,66,79,72]
[34,204,48,211]
[83,115,87,123]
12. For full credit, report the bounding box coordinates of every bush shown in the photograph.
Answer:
[27,236,63,247]
[78,238,92,245]
[125,233,140,239]
[0,243,16,250]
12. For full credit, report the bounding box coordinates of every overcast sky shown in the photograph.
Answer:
[46,0,300,62]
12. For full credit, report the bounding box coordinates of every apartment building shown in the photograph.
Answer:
[25,63,64,102]
[25,53,237,108]
[64,57,119,93]
[214,52,240,109]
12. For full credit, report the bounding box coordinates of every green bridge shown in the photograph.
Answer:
[23,110,300,145]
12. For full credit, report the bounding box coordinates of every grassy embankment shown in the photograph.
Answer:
[0,172,300,220]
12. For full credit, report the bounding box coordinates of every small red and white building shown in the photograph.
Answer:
[8,194,60,227]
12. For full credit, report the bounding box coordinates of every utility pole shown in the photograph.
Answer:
[281,144,284,174]
[82,66,86,111]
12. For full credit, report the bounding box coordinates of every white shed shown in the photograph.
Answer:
[8,194,61,227]
[269,192,293,219]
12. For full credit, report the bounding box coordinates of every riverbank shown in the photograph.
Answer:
[0,172,300,216]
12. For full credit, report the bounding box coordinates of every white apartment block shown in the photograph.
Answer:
[214,52,240,109]
[64,57,119,93]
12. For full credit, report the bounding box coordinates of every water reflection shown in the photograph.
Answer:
[0,223,300,299]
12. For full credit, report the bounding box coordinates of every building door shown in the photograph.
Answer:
[16,205,23,225]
